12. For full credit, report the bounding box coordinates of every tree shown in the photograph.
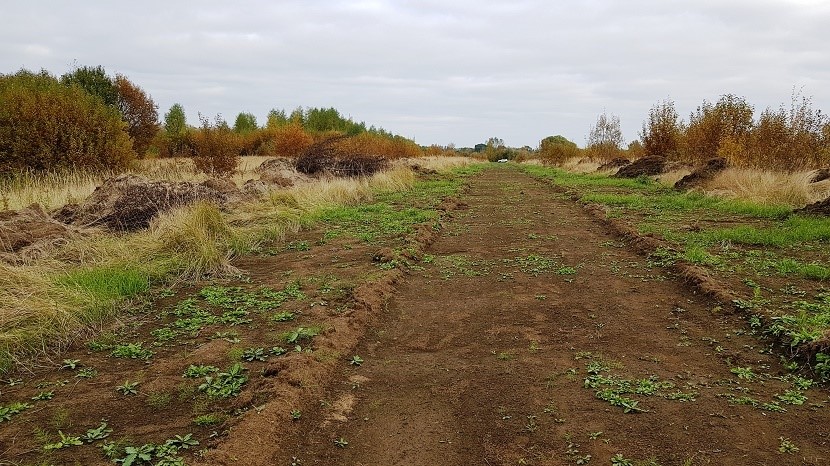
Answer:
[115,75,159,156]
[163,104,188,156]
[0,69,134,172]
[60,65,118,107]
[266,109,288,129]
[233,112,258,134]
[640,99,683,158]
[192,115,240,175]
[586,112,624,160]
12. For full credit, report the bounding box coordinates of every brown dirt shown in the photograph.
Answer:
[809,168,830,184]
[63,174,229,231]
[796,196,830,216]
[615,156,667,178]
[674,157,728,191]
[269,168,830,465]
[0,204,78,262]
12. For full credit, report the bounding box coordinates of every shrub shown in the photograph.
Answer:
[0,69,135,173]
[539,135,581,165]
[684,94,754,164]
[296,135,388,177]
[115,75,159,157]
[271,124,314,158]
[163,103,189,157]
[641,99,683,158]
[191,115,240,176]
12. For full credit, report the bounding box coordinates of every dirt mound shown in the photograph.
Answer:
[597,157,630,172]
[255,157,313,187]
[614,155,667,178]
[674,157,728,190]
[810,168,830,184]
[0,204,73,253]
[795,197,830,216]
[67,174,229,231]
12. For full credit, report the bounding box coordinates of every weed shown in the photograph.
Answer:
[729,366,757,380]
[183,364,219,378]
[776,389,807,405]
[43,430,83,450]
[333,437,349,448]
[241,347,268,362]
[110,342,154,360]
[60,359,81,370]
[147,392,173,409]
[0,401,31,423]
[75,367,97,379]
[270,346,288,356]
[271,311,296,322]
[194,413,226,426]
[350,355,364,366]
[31,390,54,401]
[778,437,799,454]
[291,409,302,421]
[281,326,321,344]
[198,363,248,398]
[83,421,112,442]
[116,381,140,396]
[611,454,634,466]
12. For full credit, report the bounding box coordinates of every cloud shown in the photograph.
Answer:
[1,0,828,147]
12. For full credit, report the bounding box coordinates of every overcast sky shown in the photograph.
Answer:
[2,1,828,148]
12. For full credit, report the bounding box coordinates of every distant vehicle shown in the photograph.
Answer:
[497,158,508,163]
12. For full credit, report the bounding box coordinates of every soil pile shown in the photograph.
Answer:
[614,155,667,178]
[597,157,630,172]
[0,204,74,257]
[674,157,728,190]
[61,174,229,231]
[256,157,313,187]
[796,196,830,216]
[810,168,830,184]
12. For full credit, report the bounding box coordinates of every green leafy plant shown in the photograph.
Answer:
[241,347,268,362]
[83,421,112,442]
[43,430,83,450]
[775,389,807,405]
[611,454,634,466]
[282,326,321,344]
[334,437,349,448]
[730,366,756,380]
[778,437,799,454]
[61,359,81,370]
[32,390,55,401]
[198,363,248,398]
[76,368,98,379]
[194,413,226,426]
[291,409,302,421]
[350,355,364,366]
[0,401,31,423]
[271,311,296,322]
[110,342,154,360]
[183,364,219,378]
[117,381,140,396]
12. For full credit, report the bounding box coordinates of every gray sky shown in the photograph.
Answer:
[2,1,828,148]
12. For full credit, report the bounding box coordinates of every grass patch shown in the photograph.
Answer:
[56,266,150,303]
[688,216,830,247]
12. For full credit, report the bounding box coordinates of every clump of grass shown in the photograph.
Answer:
[703,168,826,208]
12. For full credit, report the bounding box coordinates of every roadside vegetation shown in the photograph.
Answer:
[521,163,830,381]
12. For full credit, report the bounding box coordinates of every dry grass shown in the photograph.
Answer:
[0,156,274,212]
[560,157,602,173]
[404,156,476,172]
[702,168,829,207]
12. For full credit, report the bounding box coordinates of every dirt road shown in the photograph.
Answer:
[278,167,829,465]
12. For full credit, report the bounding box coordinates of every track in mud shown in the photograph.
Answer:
[277,168,830,465]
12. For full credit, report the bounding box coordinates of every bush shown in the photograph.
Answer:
[296,135,388,177]
[271,124,314,158]
[163,103,189,157]
[539,135,581,165]
[0,69,135,173]
[192,116,240,176]
[684,94,754,164]
[641,99,683,158]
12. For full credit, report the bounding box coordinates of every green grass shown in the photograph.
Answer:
[312,203,436,242]
[520,165,664,191]
[56,266,150,303]
[581,192,790,218]
[687,216,830,247]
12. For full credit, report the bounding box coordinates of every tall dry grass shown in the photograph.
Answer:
[702,168,830,207]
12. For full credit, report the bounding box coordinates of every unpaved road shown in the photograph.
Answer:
[278,168,829,465]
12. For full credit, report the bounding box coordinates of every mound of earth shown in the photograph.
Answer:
[795,197,830,216]
[64,174,230,231]
[0,204,75,260]
[256,157,313,186]
[674,157,728,190]
[597,157,630,172]
[810,168,830,184]
[614,156,667,178]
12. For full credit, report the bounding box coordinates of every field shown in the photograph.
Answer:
[2,159,830,465]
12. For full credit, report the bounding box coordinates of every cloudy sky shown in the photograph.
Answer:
[2,0,828,148]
